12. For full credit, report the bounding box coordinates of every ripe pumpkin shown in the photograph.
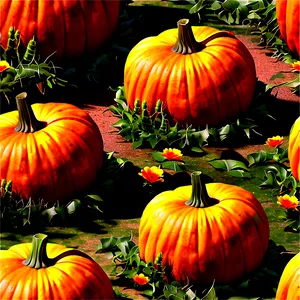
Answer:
[0,233,115,299]
[0,92,103,204]
[288,116,300,181]
[124,19,257,126]
[0,0,120,60]
[275,252,300,300]
[276,0,300,57]
[139,171,270,285]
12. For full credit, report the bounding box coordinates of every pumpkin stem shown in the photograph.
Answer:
[171,19,237,55]
[185,171,218,208]
[14,92,46,133]
[22,233,93,269]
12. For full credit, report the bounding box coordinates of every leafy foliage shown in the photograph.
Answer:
[97,235,294,299]
[107,84,276,152]
[0,26,68,104]
[0,179,104,233]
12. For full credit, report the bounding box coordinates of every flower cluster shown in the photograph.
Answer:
[133,273,150,286]
[277,194,299,211]
[291,61,300,72]
[0,60,10,73]
[265,136,284,148]
[162,148,183,161]
[138,166,164,184]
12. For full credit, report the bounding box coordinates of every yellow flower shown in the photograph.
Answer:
[291,61,300,71]
[265,136,284,148]
[0,60,10,73]
[133,273,150,286]
[162,148,183,161]
[277,194,299,210]
[138,166,164,184]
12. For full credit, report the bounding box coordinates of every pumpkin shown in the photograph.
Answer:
[0,0,120,60]
[0,233,115,299]
[0,92,103,204]
[288,116,300,181]
[275,252,300,300]
[139,171,270,285]
[276,0,300,57]
[124,19,257,126]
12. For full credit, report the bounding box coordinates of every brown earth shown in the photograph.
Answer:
[83,33,299,163]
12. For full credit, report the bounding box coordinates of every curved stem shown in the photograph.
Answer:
[172,19,236,55]
[22,233,93,269]
[185,171,218,207]
[14,92,46,133]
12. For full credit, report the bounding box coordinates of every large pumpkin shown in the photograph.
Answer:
[275,252,300,300]
[288,116,300,181]
[0,233,115,299]
[0,0,120,60]
[139,171,270,285]
[276,0,300,57]
[124,19,257,126]
[0,92,103,204]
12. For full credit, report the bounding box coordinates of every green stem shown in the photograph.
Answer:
[14,92,46,133]
[185,171,218,207]
[171,18,236,55]
[22,233,93,269]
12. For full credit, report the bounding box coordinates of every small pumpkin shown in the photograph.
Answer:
[124,19,257,126]
[0,92,103,204]
[0,233,115,299]
[275,252,300,300]
[139,171,270,285]
[288,116,300,181]
[276,0,300,57]
[0,0,120,60]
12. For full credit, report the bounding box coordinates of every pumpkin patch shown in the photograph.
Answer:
[0,233,115,299]
[0,0,120,60]
[124,19,257,126]
[139,171,270,285]
[288,116,300,181]
[0,92,103,204]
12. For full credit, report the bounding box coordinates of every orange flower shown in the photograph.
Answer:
[133,273,149,286]
[266,136,284,147]
[277,194,299,210]
[291,61,300,71]
[138,166,164,184]
[162,148,183,161]
[0,60,10,73]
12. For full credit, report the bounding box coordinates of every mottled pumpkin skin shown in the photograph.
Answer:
[0,242,115,299]
[288,116,300,181]
[0,0,120,60]
[139,183,270,285]
[0,103,103,204]
[124,26,257,126]
[276,0,300,57]
[276,252,300,300]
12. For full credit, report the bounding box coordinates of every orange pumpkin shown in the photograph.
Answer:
[0,0,120,60]
[276,0,300,57]
[0,233,115,299]
[0,92,103,204]
[139,171,270,285]
[275,252,300,300]
[124,19,257,126]
[288,116,300,181]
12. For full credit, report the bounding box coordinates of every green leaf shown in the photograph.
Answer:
[269,72,285,80]
[189,0,206,14]
[222,0,240,12]
[161,161,183,172]
[209,159,249,171]
[228,170,252,178]
[132,137,144,149]
[113,119,129,128]
[151,152,166,163]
